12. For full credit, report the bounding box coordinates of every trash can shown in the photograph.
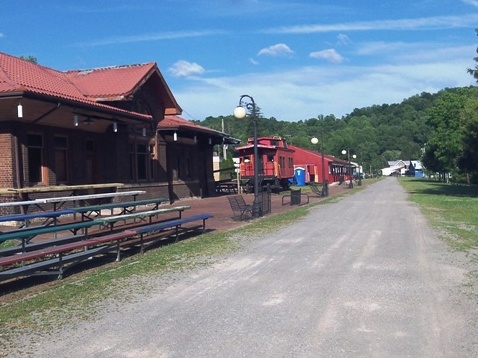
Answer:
[294,167,306,186]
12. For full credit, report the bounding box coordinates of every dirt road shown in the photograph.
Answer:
[7,178,478,357]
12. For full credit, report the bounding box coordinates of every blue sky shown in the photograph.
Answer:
[2,0,478,121]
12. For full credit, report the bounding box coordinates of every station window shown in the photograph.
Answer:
[27,134,44,184]
[129,142,150,181]
[54,136,68,183]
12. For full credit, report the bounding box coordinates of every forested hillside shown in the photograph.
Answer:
[193,86,478,183]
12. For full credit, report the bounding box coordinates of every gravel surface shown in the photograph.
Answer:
[5,178,478,357]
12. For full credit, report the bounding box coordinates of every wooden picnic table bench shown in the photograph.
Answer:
[94,205,191,231]
[0,209,75,229]
[0,230,136,281]
[70,197,168,220]
[36,190,146,211]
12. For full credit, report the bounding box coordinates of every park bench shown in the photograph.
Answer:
[129,213,213,252]
[0,209,75,229]
[0,230,136,281]
[308,183,323,197]
[70,197,168,220]
[282,189,309,206]
[0,233,87,256]
[94,205,191,231]
[227,195,253,220]
[0,220,102,247]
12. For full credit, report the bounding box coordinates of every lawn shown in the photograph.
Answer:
[399,177,478,252]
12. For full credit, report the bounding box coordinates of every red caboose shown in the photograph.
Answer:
[235,136,295,192]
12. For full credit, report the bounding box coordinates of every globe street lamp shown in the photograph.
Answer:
[311,137,328,197]
[234,95,261,218]
[341,149,356,189]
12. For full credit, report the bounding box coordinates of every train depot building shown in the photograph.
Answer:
[0,52,238,211]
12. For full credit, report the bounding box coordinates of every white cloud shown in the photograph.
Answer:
[172,43,474,122]
[76,30,224,47]
[249,58,260,65]
[310,49,344,63]
[265,14,478,34]
[337,34,351,45]
[168,60,205,78]
[258,43,294,56]
[461,0,478,7]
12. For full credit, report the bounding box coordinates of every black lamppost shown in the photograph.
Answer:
[311,137,328,197]
[234,95,261,218]
[341,149,356,189]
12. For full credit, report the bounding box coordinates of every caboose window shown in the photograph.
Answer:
[243,156,250,163]
[270,140,279,146]
[267,154,274,162]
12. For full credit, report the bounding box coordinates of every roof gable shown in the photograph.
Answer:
[0,52,181,117]
[64,62,157,100]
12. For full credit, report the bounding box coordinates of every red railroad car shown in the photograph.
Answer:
[235,136,295,192]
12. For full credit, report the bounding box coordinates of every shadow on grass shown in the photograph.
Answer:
[406,178,478,198]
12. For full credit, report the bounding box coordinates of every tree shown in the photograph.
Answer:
[19,55,37,64]
[467,28,478,82]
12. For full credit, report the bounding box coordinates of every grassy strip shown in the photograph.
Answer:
[399,177,478,252]
[0,180,375,343]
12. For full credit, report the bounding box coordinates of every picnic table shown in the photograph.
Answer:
[0,183,124,196]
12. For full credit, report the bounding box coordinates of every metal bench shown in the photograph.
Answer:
[130,213,213,251]
[227,195,252,220]
[94,206,191,231]
[0,230,136,281]
[0,220,102,246]
[70,198,168,220]
[308,183,323,197]
[0,209,75,229]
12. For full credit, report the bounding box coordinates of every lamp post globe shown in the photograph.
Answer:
[233,106,247,119]
[342,149,353,189]
[311,137,328,197]
[233,95,261,218]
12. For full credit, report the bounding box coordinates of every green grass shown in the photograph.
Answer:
[399,177,478,252]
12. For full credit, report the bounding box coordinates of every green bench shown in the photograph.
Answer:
[95,206,191,231]
[71,198,169,220]
[0,220,101,247]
